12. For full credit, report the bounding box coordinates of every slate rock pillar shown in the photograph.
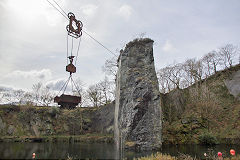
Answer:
[114,38,162,151]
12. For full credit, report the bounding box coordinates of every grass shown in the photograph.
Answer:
[125,141,136,148]
[136,152,240,160]
[0,133,114,143]
[135,153,177,160]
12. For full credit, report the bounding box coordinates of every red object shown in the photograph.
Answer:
[218,152,222,157]
[32,153,36,159]
[230,149,235,156]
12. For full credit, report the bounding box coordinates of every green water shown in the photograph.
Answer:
[0,142,239,159]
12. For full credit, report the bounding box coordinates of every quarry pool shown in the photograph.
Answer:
[0,142,240,159]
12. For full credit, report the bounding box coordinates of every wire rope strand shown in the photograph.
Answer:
[57,75,71,96]
[71,77,81,96]
[46,0,68,20]
[71,77,74,93]
[66,33,69,64]
[71,36,74,57]
[57,79,68,96]
[52,0,68,17]
[75,36,82,66]
[62,75,71,94]
[82,30,117,57]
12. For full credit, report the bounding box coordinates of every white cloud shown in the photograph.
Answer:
[162,40,176,53]
[5,69,52,80]
[118,4,133,20]
[45,77,83,94]
[46,79,66,91]
[0,85,14,92]
[80,4,98,16]
[0,69,53,91]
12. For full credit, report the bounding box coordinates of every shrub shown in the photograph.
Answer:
[17,111,31,123]
[48,107,60,117]
[198,132,218,145]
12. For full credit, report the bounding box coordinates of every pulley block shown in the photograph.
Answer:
[66,12,83,39]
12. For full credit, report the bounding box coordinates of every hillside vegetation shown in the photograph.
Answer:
[162,64,240,144]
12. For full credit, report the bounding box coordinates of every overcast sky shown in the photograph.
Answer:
[0,0,240,91]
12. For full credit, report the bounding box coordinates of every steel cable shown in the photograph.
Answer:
[52,0,68,17]
[46,0,68,20]
[66,33,69,64]
[45,0,117,57]
[75,36,82,66]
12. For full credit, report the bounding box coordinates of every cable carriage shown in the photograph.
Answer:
[46,0,116,109]
[54,12,83,109]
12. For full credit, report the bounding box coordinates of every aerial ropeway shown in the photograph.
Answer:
[54,12,83,109]
[45,0,117,109]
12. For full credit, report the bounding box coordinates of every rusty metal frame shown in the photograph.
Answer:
[66,12,83,39]
[66,56,76,74]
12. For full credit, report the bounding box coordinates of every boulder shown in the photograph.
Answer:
[114,38,162,150]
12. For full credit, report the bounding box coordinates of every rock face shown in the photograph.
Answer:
[0,117,6,132]
[0,104,116,138]
[114,38,162,150]
[0,106,93,137]
[225,70,240,100]
[91,102,115,134]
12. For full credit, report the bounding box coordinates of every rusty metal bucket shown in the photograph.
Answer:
[54,94,81,109]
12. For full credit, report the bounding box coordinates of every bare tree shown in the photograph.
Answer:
[182,59,197,85]
[202,50,221,76]
[22,92,34,105]
[102,56,118,79]
[97,77,114,105]
[2,92,14,104]
[157,67,174,93]
[167,63,184,89]
[32,82,53,106]
[3,89,25,105]
[86,84,103,107]
[86,77,115,107]
[157,68,168,93]
[13,90,25,105]
[132,32,147,40]
[202,53,214,77]
[182,58,205,85]
[155,43,239,95]
[0,89,3,103]
[194,60,204,82]
[218,44,238,68]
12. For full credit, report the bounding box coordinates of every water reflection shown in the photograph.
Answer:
[0,142,117,159]
[161,144,240,159]
[0,142,240,159]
